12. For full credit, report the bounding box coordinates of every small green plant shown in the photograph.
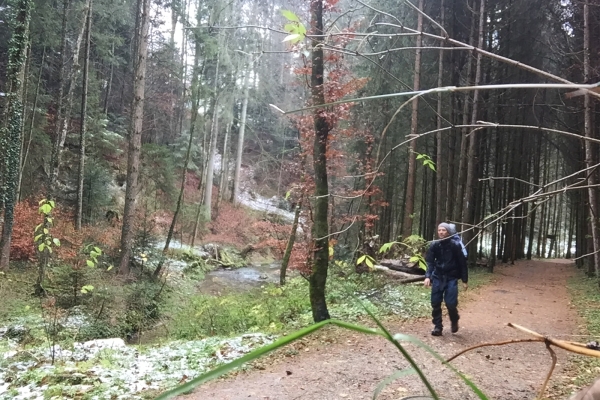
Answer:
[356,254,376,269]
[378,235,428,269]
[281,10,306,45]
[415,152,436,171]
[34,199,59,296]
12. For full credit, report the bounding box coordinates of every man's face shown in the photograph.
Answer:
[438,227,449,239]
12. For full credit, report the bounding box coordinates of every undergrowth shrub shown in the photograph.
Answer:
[120,279,170,339]
[171,278,310,339]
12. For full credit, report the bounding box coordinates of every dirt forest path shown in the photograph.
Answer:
[181,259,579,400]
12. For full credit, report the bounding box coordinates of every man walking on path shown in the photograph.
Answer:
[424,222,468,336]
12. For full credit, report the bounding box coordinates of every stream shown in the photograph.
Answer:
[196,263,282,295]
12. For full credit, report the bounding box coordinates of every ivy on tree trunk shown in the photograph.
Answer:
[0,0,33,271]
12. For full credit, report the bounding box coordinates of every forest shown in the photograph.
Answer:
[1,0,600,398]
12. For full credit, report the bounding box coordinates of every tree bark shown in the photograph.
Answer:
[401,0,424,239]
[76,0,93,231]
[18,46,45,202]
[435,0,446,224]
[280,200,302,285]
[118,0,150,274]
[232,68,250,205]
[309,0,331,323]
[49,1,89,195]
[461,0,485,263]
[203,52,221,222]
[47,0,70,196]
[582,0,600,279]
[0,0,32,270]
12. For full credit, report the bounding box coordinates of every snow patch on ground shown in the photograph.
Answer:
[0,333,274,399]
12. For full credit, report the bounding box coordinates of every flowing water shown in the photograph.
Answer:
[196,263,282,295]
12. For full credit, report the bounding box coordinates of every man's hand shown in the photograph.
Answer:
[424,278,431,287]
[463,282,468,290]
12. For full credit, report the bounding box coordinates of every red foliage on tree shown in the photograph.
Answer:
[10,200,39,261]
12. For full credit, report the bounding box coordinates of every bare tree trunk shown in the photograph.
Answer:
[232,68,250,205]
[280,200,302,285]
[16,43,30,204]
[18,47,45,202]
[0,0,32,270]
[309,0,331,322]
[401,0,423,238]
[435,0,446,224]
[103,41,114,116]
[217,114,232,209]
[49,1,90,194]
[118,0,150,274]
[461,0,485,262]
[203,53,220,222]
[76,0,92,230]
[47,0,70,195]
[454,0,477,222]
[582,0,600,279]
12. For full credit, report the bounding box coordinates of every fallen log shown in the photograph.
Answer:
[379,259,426,275]
[373,265,426,283]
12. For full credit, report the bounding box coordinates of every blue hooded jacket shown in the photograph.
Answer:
[425,237,468,283]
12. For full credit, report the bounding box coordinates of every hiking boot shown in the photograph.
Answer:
[451,320,459,333]
[431,327,443,336]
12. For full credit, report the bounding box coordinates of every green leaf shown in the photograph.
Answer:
[409,256,419,263]
[38,243,45,252]
[86,260,95,267]
[34,234,43,242]
[107,265,114,271]
[40,204,51,214]
[356,255,366,265]
[283,33,302,43]
[48,200,55,208]
[284,23,298,34]
[428,163,436,172]
[48,247,52,254]
[81,285,94,294]
[365,257,374,268]
[297,23,307,36]
[373,368,416,399]
[360,306,439,399]
[53,238,61,246]
[43,228,48,234]
[285,190,292,200]
[393,333,488,399]
[94,247,102,254]
[281,9,300,22]
[329,246,334,258]
[416,154,424,160]
[379,242,394,253]
[35,223,42,232]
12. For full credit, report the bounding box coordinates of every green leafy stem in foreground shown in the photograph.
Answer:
[155,316,488,400]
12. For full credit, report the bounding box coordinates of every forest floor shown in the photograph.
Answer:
[181,259,582,400]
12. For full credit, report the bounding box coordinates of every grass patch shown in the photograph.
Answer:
[554,271,600,397]
[170,265,494,340]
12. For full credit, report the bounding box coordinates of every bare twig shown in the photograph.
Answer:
[538,341,557,400]
[445,338,542,362]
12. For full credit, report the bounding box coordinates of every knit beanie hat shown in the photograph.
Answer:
[438,222,456,235]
